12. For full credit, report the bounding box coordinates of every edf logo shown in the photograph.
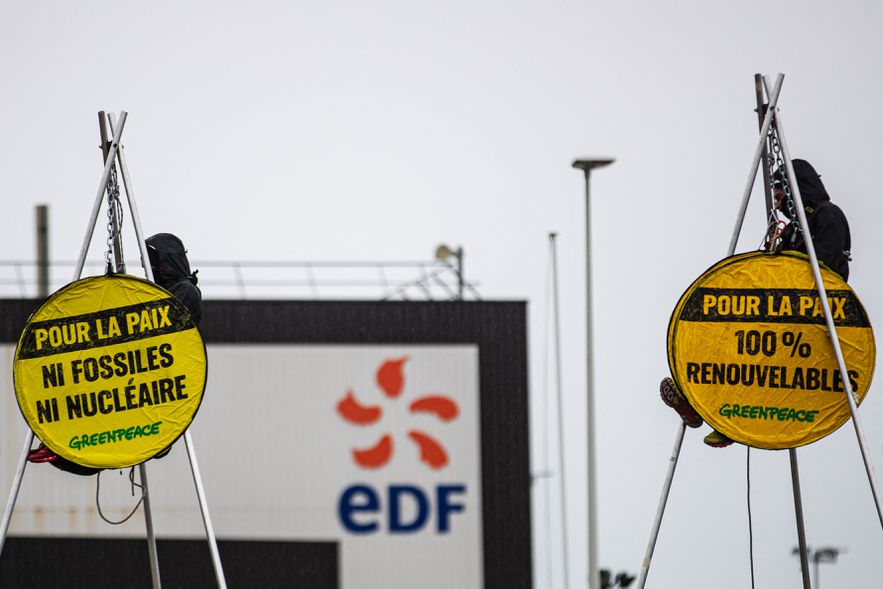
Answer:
[336,356,468,534]
[339,484,466,534]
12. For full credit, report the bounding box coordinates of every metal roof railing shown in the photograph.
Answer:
[0,259,481,301]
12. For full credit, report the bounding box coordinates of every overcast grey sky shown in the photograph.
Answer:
[2,1,882,587]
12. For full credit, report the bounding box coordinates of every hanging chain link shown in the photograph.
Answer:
[104,145,125,273]
[762,115,801,253]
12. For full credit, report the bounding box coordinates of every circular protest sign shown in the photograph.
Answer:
[14,274,206,468]
[668,251,875,449]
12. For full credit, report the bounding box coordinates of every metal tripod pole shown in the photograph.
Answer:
[637,74,786,588]
[106,114,153,279]
[0,112,130,565]
[636,423,685,588]
[789,450,811,588]
[101,112,161,589]
[754,74,775,220]
[109,115,227,588]
[185,434,227,589]
[99,111,126,274]
[753,76,811,589]
[728,73,784,255]
[0,432,35,557]
[764,85,883,528]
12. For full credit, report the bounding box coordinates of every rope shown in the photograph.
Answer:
[747,447,756,588]
[96,467,145,525]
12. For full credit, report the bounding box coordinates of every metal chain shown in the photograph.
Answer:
[770,124,799,235]
[104,154,124,272]
[765,120,802,254]
[761,124,782,252]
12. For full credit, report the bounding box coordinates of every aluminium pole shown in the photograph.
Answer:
[789,450,811,588]
[185,434,228,589]
[728,73,784,256]
[107,114,227,588]
[0,431,35,557]
[584,168,599,589]
[767,94,883,528]
[638,74,784,588]
[107,113,153,278]
[753,77,811,589]
[636,423,686,589]
[99,112,126,274]
[138,463,162,589]
[1,112,129,565]
[572,158,614,589]
[550,233,571,589]
[754,74,775,220]
[74,112,128,279]
[102,112,161,589]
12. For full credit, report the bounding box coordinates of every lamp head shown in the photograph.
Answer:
[435,244,456,262]
[572,158,615,173]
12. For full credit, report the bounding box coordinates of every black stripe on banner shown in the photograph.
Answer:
[18,298,195,359]
[679,288,870,327]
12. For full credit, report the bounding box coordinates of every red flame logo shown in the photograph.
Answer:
[336,356,459,470]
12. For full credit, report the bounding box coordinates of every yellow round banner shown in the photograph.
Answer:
[668,251,875,449]
[14,274,207,468]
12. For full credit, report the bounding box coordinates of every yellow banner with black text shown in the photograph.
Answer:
[14,275,207,468]
[668,252,875,449]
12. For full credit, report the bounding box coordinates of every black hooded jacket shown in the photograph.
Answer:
[146,233,202,324]
[780,159,851,281]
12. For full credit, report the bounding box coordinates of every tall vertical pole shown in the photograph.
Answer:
[35,205,49,298]
[789,451,811,588]
[728,73,784,255]
[572,158,614,588]
[101,113,161,588]
[754,74,775,220]
[107,113,152,278]
[549,233,570,589]
[74,112,127,279]
[108,113,227,589]
[456,247,464,300]
[753,74,811,589]
[138,464,162,589]
[98,112,126,274]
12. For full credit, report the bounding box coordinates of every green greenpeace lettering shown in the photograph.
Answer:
[69,421,163,450]
[718,403,819,423]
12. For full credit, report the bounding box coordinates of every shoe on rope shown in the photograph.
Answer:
[703,430,734,448]
[659,377,703,428]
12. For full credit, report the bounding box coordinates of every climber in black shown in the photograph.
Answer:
[774,158,851,282]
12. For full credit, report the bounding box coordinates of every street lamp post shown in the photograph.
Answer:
[572,158,614,589]
[792,546,842,589]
